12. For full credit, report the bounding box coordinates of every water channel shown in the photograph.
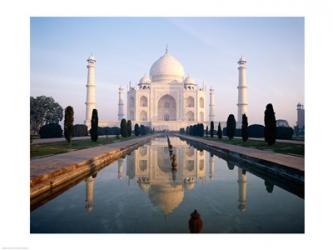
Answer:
[30,136,304,233]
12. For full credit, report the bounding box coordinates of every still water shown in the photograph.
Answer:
[30,137,304,233]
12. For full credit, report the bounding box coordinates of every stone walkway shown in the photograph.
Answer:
[30,135,153,180]
[233,136,304,145]
[179,135,304,172]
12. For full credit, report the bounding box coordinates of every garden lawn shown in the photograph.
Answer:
[31,136,134,158]
[203,137,304,156]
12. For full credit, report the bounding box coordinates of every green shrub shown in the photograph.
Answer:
[39,123,63,138]
[73,124,88,137]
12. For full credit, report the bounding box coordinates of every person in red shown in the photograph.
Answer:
[188,209,203,233]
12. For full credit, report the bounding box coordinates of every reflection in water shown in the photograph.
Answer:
[129,137,206,215]
[227,160,235,170]
[189,209,203,233]
[238,169,247,212]
[265,180,274,193]
[118,159,124,179]
[209,153,215,179]
[31,136,304,233]
[85,174,96,212]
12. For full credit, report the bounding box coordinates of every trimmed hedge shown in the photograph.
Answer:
[98,127,120,136]
[276,127,294,140]
[223,128,241,137]
[73,124,88,137]
[39,123,63,138]
[248,124,265,138]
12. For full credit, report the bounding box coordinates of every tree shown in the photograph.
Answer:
[127,120,132,137]
[64,106,74,143]
[217,122,222,139]
[134,123,140,136]
[241,114,249,142]
[90,109,98,142]
[30,96,63,135]
[205,126,209,137]
[199,124,204,137]
[120,119,127,137]
[264,103,276,145]
[226,114,236,140]
[210,121,214,138]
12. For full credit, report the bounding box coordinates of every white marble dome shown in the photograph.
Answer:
[139,74,152,84]
[184,75,196,85]
[149,50,185,82]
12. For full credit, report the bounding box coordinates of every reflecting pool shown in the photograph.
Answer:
[30,137,304,233]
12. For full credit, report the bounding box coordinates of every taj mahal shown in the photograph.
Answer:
[84,47,248,130]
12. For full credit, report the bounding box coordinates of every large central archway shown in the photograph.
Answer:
[158,94,177,121]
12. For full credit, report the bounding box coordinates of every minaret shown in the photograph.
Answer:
[296,103,304,129]
[208,153,215,179]
[85,55,96,129]
[237,168,247,212]
[118,87,124,121]
[85,175,96,212]
[118,159,124,179]
[237,56,248,127]
[209,88,215,122]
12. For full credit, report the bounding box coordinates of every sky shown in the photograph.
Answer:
[30,17,304,126]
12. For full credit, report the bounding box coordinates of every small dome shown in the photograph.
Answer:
[184,182,196,190]
[184,75,196,85]
[138,182,151,192]
[139,75,151,84]
[149,50,185,82]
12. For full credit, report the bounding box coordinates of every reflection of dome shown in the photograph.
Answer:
[149,50,185,82]
[184,182,196,190]
[138,182,151,192]
[148,184,184,215]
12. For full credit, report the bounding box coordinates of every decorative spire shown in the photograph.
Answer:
[165,44,168,54]
[238,55,246,65]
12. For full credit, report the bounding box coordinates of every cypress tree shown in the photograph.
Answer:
[64,106,74,143]
[217,122,222,139]
[210,121,214,138]
[226,114,236,140]
[241,114,249,142]
[200,123,204,137]
[205,126,209,137]
[127,120,132,137]
[140,125,146,135]
[90,109,98,142]
[134,123,140,136]
[120,119,127,138]
[264,103,277,145]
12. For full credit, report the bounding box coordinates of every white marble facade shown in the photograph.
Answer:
[126,49,206,131]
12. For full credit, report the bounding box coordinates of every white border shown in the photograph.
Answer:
[1,0,333,249]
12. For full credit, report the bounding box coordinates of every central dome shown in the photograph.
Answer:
[149,50,185,82]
